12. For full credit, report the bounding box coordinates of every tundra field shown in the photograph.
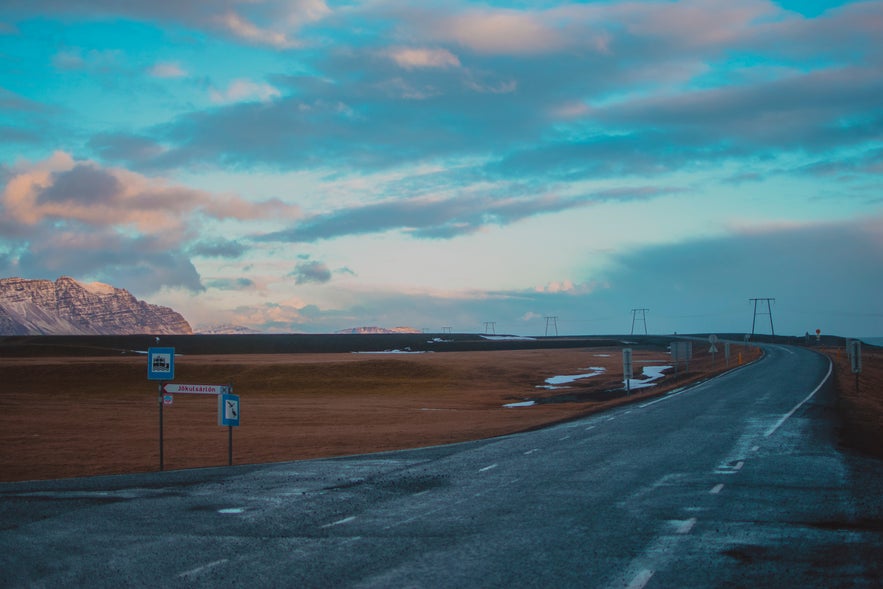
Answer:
[0,335,878,482]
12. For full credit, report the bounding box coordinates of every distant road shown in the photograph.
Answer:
[2,344,882,587]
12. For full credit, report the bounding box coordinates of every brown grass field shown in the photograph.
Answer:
[2,341,879,482]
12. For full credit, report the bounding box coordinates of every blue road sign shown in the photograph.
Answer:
[219,393,240,427]
[148,347,175,381]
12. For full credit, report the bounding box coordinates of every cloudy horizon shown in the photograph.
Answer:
[1,0,881,337]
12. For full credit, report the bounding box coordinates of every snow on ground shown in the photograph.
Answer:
[480,335,537,341]
[624,365,672,390]
[352,349,429,354]
[539,367,606,389]
[504,400,536,408]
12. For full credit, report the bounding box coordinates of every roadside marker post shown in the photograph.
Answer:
[623,349,633,395]
[850,340,862,393]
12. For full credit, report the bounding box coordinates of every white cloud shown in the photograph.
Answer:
[387,47,461,69]
[210,79,282,104]
[148,62,187,78]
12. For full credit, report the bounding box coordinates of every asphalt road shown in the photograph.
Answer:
[2,344,882,588]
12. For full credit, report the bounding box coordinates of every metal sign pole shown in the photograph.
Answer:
[158,382,164,471]
[228,425,233,466]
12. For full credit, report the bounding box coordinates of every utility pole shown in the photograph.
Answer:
[483,321,496,335]
[749,298,776,336]
[544,316,559,336]
[630,308,649,335]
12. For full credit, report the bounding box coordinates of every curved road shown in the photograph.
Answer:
[2,344,882,587]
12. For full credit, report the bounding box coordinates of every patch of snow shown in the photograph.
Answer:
[352,349,429,354]
[544,367,606,386]
[594,353,612,357]
[427,338,453,343]
[504,400,536,408]
[624,365,672,390]
[481,335,536,341]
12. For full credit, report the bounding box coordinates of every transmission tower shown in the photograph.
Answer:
[483,321,496,335]
[442,326,452,334]
[544,316,559,337]
[630,308,649,335]
[749,298,776,335]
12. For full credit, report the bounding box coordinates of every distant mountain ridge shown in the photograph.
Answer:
[336,326,422,334]
[0,276,192,335]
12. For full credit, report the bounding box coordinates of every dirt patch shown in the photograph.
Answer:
[0,345,761,482]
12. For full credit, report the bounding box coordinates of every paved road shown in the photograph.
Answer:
[2,345,882,588]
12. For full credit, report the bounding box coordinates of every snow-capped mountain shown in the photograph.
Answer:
[0,276,192,335]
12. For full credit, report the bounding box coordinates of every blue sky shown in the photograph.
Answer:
[1,0,881,336]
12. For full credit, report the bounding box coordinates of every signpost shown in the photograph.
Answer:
[219,393,240,466]
[709,335,718,364]
[623,348,633,395]
[147,348,239,470]
[148,347,175,471]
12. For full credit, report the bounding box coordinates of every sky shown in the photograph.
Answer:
[0,0,881,337]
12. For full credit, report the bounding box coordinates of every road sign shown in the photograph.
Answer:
[622,348,633,379]
[219,393,240,427]
[147,347,175,380]
[162,383,229,395]
[850,340,862,374]
[163,395,173,406]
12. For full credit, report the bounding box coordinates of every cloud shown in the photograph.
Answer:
[290,260,332,285]
[88,133,166,166]
[258,185,675,243]
[189,239,246,258]
[148,62,187,78]
[0,153,299,294]
[5,0,332,49]
[210,79,282,104]
[386,47,461,70]
[1,154,299,231]
[593,215,883,335]
[52,48,123,73]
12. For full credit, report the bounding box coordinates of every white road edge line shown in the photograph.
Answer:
[639,387,691,408]
[710,484,724,494]
[479,463,498,472]
[676,518,697,534]
[178,559,229,578]
[625,568,655,589]
[321,516,357,528]
[764,357,833,438]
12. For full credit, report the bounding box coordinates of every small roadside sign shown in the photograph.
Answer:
[850,340,862,374]
[163,395,173,406]
[219,393,240,427]
[163,383,229,395]
[148,347,175,380]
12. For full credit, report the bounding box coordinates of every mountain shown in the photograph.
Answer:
[336,326,422,334]
[0,276,192,335]
[196,324,262,335]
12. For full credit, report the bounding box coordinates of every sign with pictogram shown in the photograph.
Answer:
[148,347,175,380]
[219,393,240,427]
